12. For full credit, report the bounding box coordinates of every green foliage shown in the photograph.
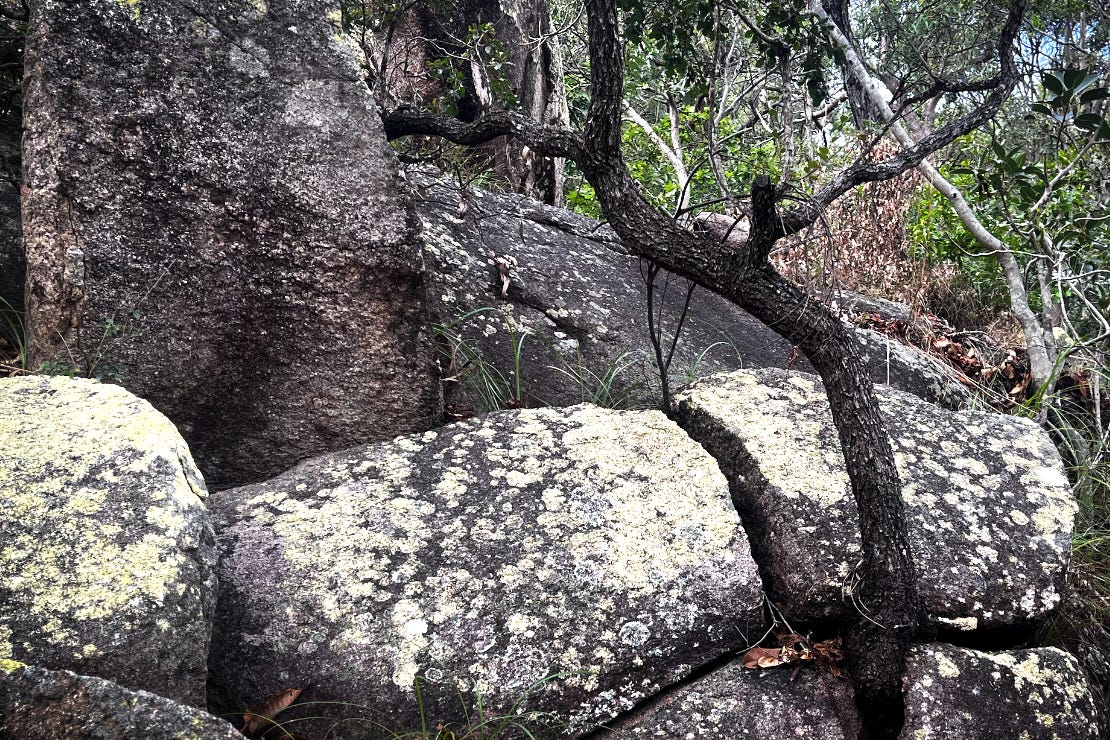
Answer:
[425,23,519,117]
[618,0,833,103]
[904,183,1009,319]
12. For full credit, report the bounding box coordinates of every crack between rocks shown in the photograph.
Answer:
[576,646,748,739]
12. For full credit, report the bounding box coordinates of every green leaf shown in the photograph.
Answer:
[1043,72,1065,95]
[1074,113,1104,132]
[1078,87,1109,104]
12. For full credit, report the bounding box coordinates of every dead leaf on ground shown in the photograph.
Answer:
[742,632,845,677]
[242,687,303,738]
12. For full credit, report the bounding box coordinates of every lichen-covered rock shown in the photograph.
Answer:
[900,645,1101,739]
[0,376,216,706]
[673,368,1075,633]
[22,0,440,488]
[0,660,242,740]
[208,404,765,736]
[597,659,859,739]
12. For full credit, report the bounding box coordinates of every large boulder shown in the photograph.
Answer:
[416,172,970,413]
[21,0,441,488]
[852,326,972,410]
[598,659,859,738]
[417,171,809,411]
[0,376,217,706]
[673,368,1075,634]
[596,644,1100,739]
[900,645,1101,739]
[208,404,765,736]
[0,660,242,740]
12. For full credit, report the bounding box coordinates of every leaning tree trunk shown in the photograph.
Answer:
[576,4,924,723]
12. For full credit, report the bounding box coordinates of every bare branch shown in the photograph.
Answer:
[382,106,584,161]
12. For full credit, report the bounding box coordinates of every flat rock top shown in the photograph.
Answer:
[210,404,765,733]
[0,375,214,705]
[674,368,1075,629]
[902,645,1101,739]
[0,661,242,740]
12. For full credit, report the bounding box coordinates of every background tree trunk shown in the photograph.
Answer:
[385,0,570,204]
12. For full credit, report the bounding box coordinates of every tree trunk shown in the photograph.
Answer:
[576,2,922,736]
[386,0,570,204]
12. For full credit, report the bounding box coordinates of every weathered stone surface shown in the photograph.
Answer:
[0,170,19,314]
[0,660,242,740]
[209,404,765,736]
[417,172,969,414]
[22,0,440,488]
[416,171,808,410]
[852,326,972,410]
[0,22,19,317]
[674,368,1075,632]
[0,376,216,706]
[900,645,1101,739]
[598,659,859,739]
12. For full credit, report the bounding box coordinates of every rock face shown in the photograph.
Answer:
[674,368,1075,633]
[0,171,19,315]
[0,376,217,707]
[901,645,1101,739]
[598,659,859,739]
[0,18,19,318]
[0,661,242,740]
[209,404,765,736]
[417,172,809,411]
[416,172,972,414]
[852,326,972,410]
[597,643,1101,739]
[21,0,441,488]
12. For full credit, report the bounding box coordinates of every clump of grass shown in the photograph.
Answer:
[0,294,26,376]
[236,675,563,740]
[434,306,643,412]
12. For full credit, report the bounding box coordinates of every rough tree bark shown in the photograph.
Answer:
[382,0,570,204]
[383,0,1025,735]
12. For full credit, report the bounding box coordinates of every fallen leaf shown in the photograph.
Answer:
[242,687,303,737]
[742,646,788,669]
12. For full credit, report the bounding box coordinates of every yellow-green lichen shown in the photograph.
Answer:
[116,0,141,22]
[676,369,1076,623]
[0,376,207,649]
[0,658,24,673]
[224,403,755,712]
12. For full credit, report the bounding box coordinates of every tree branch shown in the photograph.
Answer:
[382,105,585,161]
[778,0,1027,235]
